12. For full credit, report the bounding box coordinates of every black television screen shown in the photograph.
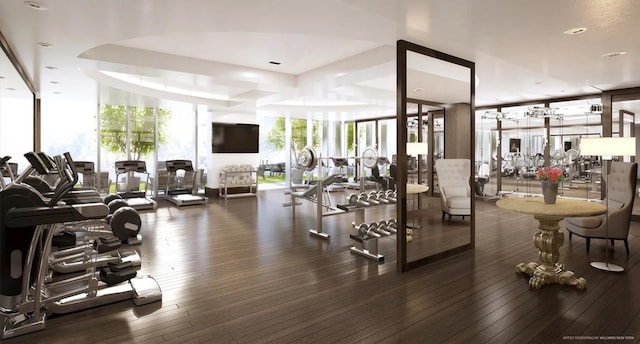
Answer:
[212,122,259,153]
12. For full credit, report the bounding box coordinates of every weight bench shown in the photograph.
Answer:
[291,174,345,215]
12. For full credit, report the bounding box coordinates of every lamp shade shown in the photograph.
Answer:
[407,142,429,156]
[579,137,636,157]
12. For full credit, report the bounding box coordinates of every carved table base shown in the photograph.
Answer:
[516,215,586,289]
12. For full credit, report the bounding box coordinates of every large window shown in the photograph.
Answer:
[0,50,33,172]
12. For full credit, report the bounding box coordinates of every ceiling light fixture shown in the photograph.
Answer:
[563,27,588,35]
[413,87,424,92]
[602,51,627,58]
[49,81,60,84]
[269,61,281,65]
[24,1,48,10]
[44,65,57,70]
[37,42,53,48]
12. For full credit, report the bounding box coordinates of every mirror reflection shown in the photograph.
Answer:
[404,50,472,264]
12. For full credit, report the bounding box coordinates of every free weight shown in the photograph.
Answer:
[103,193,122,205]
[367,191,380,205]
[348,193,370,207]
[384,190,397,203]
[354,223,380,239]
[379,219,396,234]
[376,191,390,204]
[110,206,141,242]
[108,199,129,214]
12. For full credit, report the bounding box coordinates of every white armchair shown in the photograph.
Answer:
[435,159,472,224]
[566,161,638,254]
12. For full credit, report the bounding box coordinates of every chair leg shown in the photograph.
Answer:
[610,239,615,246]
[586,238,590,252]
[624,239,630,255]
[442,211,445,222]
[568,232,572,240]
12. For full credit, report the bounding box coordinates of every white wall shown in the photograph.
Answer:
[206,111,260,188]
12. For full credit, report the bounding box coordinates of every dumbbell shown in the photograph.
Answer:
[367,191,381,205]
[370,221,391,236]
[354,223,380,238]
[376,191,390,204]
[387,218,398,231]
[379,219,397,234]
[348,193,370,207]
[385,190,397,203]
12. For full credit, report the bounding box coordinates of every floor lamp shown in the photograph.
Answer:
[579,137,636,272]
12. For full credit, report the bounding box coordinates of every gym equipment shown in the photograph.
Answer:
[114,160,157,210]
[0,156,17,189]
[108,198,129,213]
[163,159,207,206]
[110,206,142,242]
[367,191,381,205]
[0,152,161,339]
[103,193,123,205]
[384,190,397,203]
[375,190,390,204]
[348,193,370,207]
[354,223,380,239]
[49,247,142,274]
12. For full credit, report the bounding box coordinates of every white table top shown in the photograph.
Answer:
[407,184,429,194]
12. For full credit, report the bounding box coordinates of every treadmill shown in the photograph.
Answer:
[114,160,157,210]
[163,160,207,206]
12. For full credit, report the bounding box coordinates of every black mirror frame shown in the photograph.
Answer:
[396,39,476,272]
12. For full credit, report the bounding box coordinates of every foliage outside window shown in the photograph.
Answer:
[99,105,171,160]
[266,117,320,152]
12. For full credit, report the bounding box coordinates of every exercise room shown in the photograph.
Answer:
[1,1,640,343]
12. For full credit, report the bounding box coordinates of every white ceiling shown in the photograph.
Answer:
[1,0,640,119]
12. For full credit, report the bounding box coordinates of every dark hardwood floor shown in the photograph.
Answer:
[7,189,640,343]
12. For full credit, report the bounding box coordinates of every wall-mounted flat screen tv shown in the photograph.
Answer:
[211,122,259,153]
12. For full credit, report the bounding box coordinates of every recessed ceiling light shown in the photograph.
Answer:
[269,61,281,65]
[6,87,16,91]
[53,91,62,94]
[0,76,5,79]
[413,87,424,92]
[602,51,627,58]
[37,42,53,48]
[24,1,48,10]
[49,81,60,84]
[44,65,57,70]
[563,27,588,35]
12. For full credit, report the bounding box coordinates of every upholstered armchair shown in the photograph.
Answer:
[565,161,638,254]
[435,159,471,224]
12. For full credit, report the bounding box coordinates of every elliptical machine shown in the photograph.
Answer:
[0,152,162,339]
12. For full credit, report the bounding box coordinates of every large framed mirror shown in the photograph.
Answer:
[396,40,475,272]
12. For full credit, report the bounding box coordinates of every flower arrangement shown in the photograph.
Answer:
[536,167,564,182]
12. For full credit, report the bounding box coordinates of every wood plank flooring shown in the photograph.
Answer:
[7,189,640,343]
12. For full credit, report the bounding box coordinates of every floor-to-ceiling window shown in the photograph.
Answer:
[0,49,33,173]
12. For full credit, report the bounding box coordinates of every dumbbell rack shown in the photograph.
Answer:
[337,191,397,262]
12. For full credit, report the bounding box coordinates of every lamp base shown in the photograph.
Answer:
[590,261,624,272]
